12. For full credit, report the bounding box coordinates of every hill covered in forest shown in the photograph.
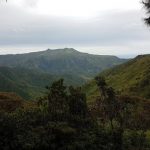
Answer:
[84,54,150,101]
[0,66,87,100]
[0,48,127,78]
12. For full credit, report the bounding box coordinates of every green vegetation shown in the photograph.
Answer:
[0,78,149,150]
[0,48,126,77]
[0,48,127,100]
[0,66,86,100]
[0,51,150,150]
[84,55,150,101]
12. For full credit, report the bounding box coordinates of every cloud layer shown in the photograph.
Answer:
[0,0,150,57]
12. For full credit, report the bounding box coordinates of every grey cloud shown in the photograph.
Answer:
[0,4,150,55]
[23,0,39,7]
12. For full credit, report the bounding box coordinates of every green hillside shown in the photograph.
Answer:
[0,67,86,100]
[0,48,127,79]
[84,54,150,101]
[0,48,127,100]
[0,67,56,99]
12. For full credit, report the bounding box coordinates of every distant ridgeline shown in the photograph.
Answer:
[84,54,150,101]
[0,48,127,100]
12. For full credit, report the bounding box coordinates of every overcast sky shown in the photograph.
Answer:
[0,0,150,57]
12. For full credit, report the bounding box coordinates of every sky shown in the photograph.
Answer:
[0,0,150,57]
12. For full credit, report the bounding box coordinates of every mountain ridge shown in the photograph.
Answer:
[0,48,122,58]
[0,48,127,75]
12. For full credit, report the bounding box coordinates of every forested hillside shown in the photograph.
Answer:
[0,54,150,150]
[0,78,149,150]
[0,66,86,100]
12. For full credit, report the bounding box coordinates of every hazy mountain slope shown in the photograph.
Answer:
[84,54,150,101]
[0,67,56,99]
[0,48,127,78]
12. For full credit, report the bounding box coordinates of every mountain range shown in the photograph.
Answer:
[0,48,127,99]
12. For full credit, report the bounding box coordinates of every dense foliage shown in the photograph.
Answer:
[0,78,150,150]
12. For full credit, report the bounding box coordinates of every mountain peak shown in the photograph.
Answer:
[46,48,79,53]
[63,48,77,51]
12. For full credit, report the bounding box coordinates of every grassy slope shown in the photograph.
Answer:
[84,55,150,102]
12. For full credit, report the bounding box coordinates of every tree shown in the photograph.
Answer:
[94,77,140,150]
[68,86,88,117]
[95,76,123,150]
[143,0,150,25]
[46,79,68,116]
[95,77,150,150]
[39,79,89,121]
[95,76,118,130]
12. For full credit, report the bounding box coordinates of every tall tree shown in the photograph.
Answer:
[46,79,68,115]
[95,76,118,130]
[143,0,150,25]
[69,86,88,117]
